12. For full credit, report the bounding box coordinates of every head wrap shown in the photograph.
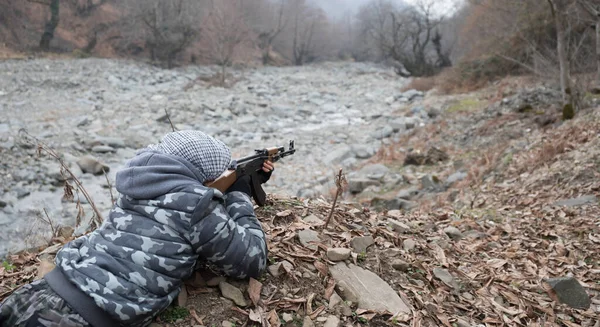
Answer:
[146,130,231,182]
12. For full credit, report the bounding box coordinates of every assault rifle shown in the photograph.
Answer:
[205,140,296,206]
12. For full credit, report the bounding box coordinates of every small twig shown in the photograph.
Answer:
[164,108,176,132]
[323,168,346,230]
[102,168,115,206]
[41,208,57,237]
[18,128,103,228]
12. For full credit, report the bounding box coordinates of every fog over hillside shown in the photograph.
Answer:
[310,0,460,20]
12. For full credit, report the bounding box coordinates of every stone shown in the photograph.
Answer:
[421,175,442,191]
[303,214,324,225]
[329,263,411,315]
[357,164,389,180]
[323,315,340,327]
[328,292,343,309]
[302,316,315,327]
[219,281,248,307]
[443,226,462,240]
[446,171,468,185]
[543,277,591,310]
[222,321,233,327]
[553,195,597,207]
[388,219,411,233]
[351,145,375,159]
[455,318,472,327]
[397,187,420,200]
[282,313,293,322]
[433,268,460,290]
[348,178,380,194]
[399,89,424,101]
[371,125,394,140]
[91,145,115,153]
[403,239,416,251]
[391,259,410,272]
[176,284,188,306]
[298,229,320,250]
[76,155,110,175]
[323,145,353,165]
[268,260,294,277]
[0,200,6,208]
[327,248,351,261]
[350,236,374,254]
[93,136,126,148]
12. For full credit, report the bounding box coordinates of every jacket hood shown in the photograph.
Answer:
[115,150,213,199]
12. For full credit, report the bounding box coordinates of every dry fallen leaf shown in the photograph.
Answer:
[248,277,262,307]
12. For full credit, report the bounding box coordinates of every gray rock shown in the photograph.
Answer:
[443,226,462,240]
[351,145,375,159]
[323,315,340,327]
[446,171,468,185]
[268,260,294,277]
[16,189,30,199]
[350,236,374,254]
[433,268,460,290]
[76,117,90,127]
[388,219,411,233]
[421,175,443,191]
[94,136,126,148]
[218,281,248,307]
[329,262,411,315]
[399,89,424,101]
[403,239,416,251]
[389,118,407,133]
[327,248,351,262]
[357,164,389,180]
[303,214,324,225]
[91,145,115,153]
[553,195,597,207]
[348,178,380,194]
[543,277,591,310]
[397,187,420,200]
[298,229,320,250]
[302,316,315,327]
[370,125,394,140]
[323,145,353,165]
[0,200,6,208]
[391,259,410,272]
[76,155,110,175]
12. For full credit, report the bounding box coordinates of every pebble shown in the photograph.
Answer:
[326,248,351,262]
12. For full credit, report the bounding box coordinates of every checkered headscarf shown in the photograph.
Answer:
[146,130,231,182]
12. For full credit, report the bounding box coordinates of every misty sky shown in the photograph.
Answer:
[310,0,462,20]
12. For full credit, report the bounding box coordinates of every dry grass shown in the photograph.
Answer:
[400,77,437,92]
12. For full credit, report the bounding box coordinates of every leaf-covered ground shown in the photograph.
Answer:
[1,77,599,327]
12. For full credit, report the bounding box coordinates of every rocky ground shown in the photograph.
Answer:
[0,57,431,256]
[1,57,600,327]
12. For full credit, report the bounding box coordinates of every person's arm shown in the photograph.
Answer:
[186,181,268,279]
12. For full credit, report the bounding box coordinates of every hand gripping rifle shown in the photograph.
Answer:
[205,141,296,206]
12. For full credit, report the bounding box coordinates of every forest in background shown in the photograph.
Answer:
[1,0,599,116]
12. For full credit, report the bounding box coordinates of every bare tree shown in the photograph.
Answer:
[28,0,60,50]
[289,0,329,65]
[199,0,252,85]
[134,0,201,68]
[578,0,600,84]
[246,0,289,65]
[357,0,451,77]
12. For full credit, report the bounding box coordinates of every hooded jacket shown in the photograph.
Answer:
[54,150,268,326]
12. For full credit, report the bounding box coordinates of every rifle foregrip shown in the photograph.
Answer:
[250,172,267,206]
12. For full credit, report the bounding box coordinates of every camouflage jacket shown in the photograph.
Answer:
[54,150,268,326]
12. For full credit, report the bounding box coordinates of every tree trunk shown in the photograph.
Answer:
[220,64,226,86]
[40,0,60,50]
[549,0,571,105]
[596,18,600,83]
